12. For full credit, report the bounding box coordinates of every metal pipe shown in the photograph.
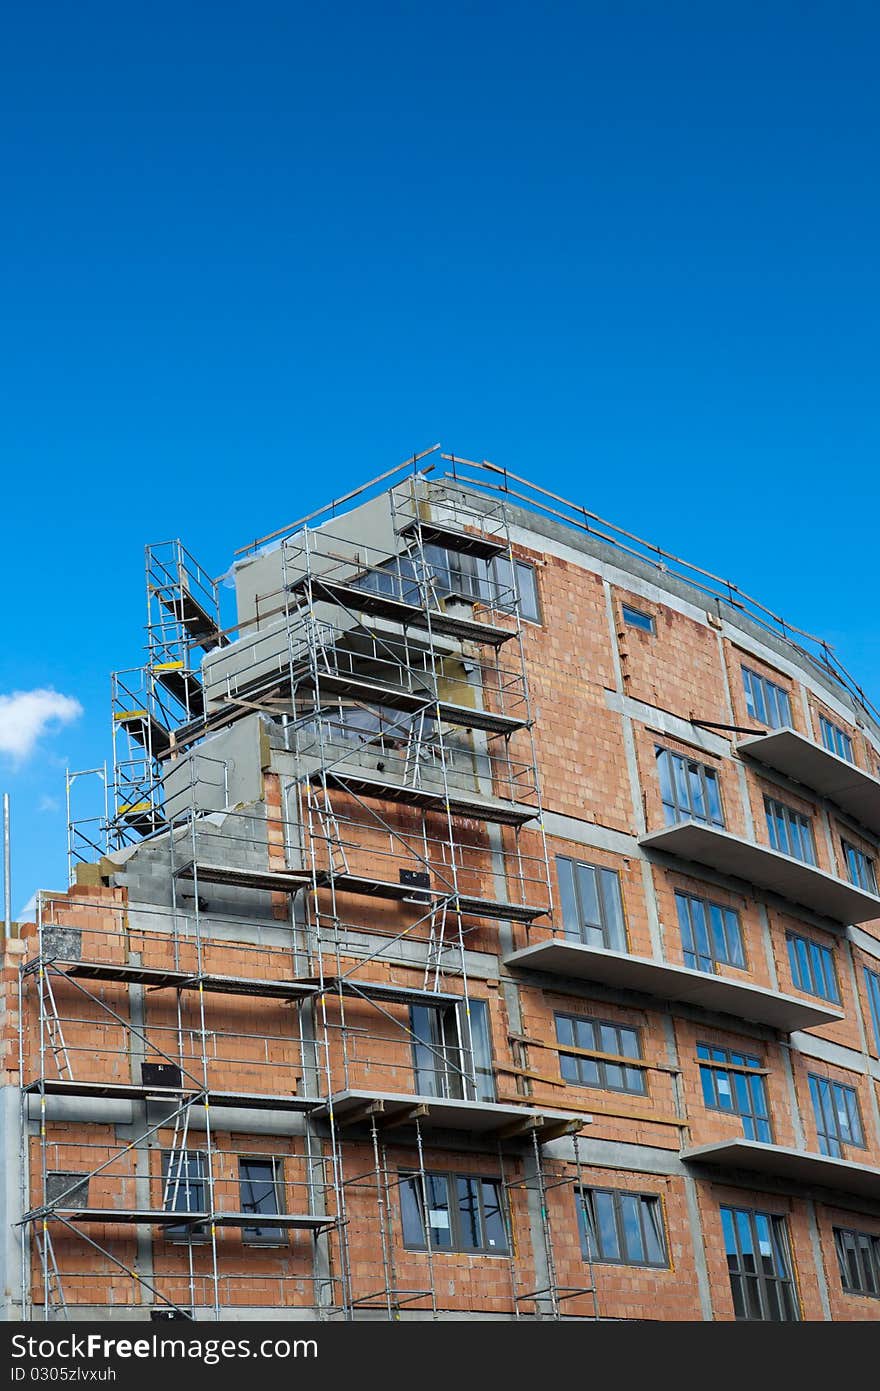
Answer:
[3,792,10,934]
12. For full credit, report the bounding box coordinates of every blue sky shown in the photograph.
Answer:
[2,2,879,909]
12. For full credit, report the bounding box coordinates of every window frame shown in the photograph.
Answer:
[820,714,854,763]
[785,931,840,1004]
[842,839,878,894]
[555,855,627,951]
[764,795,817,865]
[575,1186,669,1269]
[238,1155,287,1246]
[674,889,747,975]
[161,1149,209,1242]
[481,554,541,624]
[741,666,792,730]
[656,746,725,828]
[721,1205,800,1321]
[399,1168,509,1255]
[808,1072,865,1157]
[834,1226,880,1298]
[621,603,655,634]
[696,1044,772,1142]
[865,967,880,1054]
[554,1012,647,1096]
[409,998,495,1103]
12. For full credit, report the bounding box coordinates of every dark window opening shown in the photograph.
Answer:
[721,1206,799,1321]
[410,998,494,1102]
[239,1157,286,1244]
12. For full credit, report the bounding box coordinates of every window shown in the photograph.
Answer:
[809,1074,864,1156]
[480,555,540,623]
[555,1013,646,1095]
[843,840,878,893]
[353,554,424,605]
[786,932,840,1004]
[835,1227,880,1298]
[721,1206,799,1321]
[400,1170,508,1253]
[410,998,494,1102]
[675,891,745,974]
[865,968,880,1053]
[764,796,816,864]
[621,603,654,634]
[576,1188,667,1268]
[697,1045,771,1142]
[239,1157,285,1244]
[656,747,724,827]
[820,715,854,763]
[742,667,792,730]
[556,856,626,950]
[354,545,537,620]
[161,1151,208,1239]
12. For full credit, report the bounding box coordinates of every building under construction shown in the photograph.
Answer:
[4,448,880,1321]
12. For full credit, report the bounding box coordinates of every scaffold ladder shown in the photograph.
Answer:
[36,1227,69,1320]
[422,899,450,991]
[41,972,73,1082]
[404,711,427,788]
[307,786,349,876]
[161,1104,193,1211]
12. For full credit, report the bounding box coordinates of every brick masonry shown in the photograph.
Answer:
[9,485,880,1321]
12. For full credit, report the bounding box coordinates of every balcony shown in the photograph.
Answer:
[738,727,880,839]
[640,821,880,926]
[504,940,842,1033]
[314,1089,589,1143]
[682,1138,880,1201]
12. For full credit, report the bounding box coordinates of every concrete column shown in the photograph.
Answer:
[0,1085,24,1319]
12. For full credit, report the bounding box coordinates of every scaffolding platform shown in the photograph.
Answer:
[116,801,166,836]
[299,669,528,735]
[397,518,507,560]
[326,871,547,922]
[113,710,172,757]
[313,768,539,826]
[177,861,546,921]
[289,576,513,648]
[152,662,206,718]
[158,588,228,651]
[316,1090,589,1142]
[176,861,313,894]
[36,1209,335,1232]
[303,977,463,1008]
[53,960,320,1003]
[25,1079,319,1112]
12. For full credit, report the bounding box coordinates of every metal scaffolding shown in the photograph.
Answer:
[28,458,595,1320]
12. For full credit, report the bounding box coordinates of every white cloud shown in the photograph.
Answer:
[0,689,83,761]
[38,795,61,814]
